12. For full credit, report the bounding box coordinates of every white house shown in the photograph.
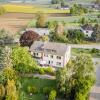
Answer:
[57,5,70,10]
[26,28,50,36]
[30,41,71,68]
[60,5,70,10]
[81,24,93,37]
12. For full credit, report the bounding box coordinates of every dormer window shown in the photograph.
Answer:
[51,55,53,58]
[52,50,56,53]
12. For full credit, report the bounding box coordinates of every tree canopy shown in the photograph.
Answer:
[70,4,88,15]
[56,54,95,100]
[11,47,38,73]
[36,12,47,28]
[92,24,100,42]
[20,30,40,47]
[0,46,12,69]
[0,29,14,45]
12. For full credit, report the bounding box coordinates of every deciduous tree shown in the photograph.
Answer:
[92,24,100,42]
[6,79,18,100]
[20,30,40,47]
[36,12,47,28]
[0,84,5,99]
[11,47,37,73]
[56,54,95,100]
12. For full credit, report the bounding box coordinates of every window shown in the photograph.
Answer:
[48,61,53,65]
[34,53,38,56]
[44,54,48,57]
[34,53,36,56]
[52,50,56,53]
[56,62,61,66]
[51,55,53,58]
[86,31,88,33]
[57,56,61,59]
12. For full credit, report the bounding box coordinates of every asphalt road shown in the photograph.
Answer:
[90,58,100,100]
[69,44,100,50]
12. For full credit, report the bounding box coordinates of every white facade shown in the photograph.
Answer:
[81,28,93,37]
[31,46,71,67]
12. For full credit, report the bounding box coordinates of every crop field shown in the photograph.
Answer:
[0,13,34,35]
[2,4,70,14]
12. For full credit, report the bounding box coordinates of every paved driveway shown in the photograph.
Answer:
[90,58,100,100]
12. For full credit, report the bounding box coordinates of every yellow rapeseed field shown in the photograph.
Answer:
[2,4,70,14]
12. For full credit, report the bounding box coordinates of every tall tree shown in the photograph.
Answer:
[67,29,85,43]
[1,67,17,83]
[0,46,12,69]
[94,0,100,4]
[36,12,47,28]
[11,47,37,73]
[0,29,14,45]
[6,79,18,100]
[0,84,5,99]
[20,30,40,47]
[55,22,65,35]
[92,24,100,42]
[56,54,95,100]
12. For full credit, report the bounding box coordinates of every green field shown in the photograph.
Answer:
[2,4,70,13]
[20,77,56,100]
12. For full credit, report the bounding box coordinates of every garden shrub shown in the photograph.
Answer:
[27,86,38,94]
[43,87,52,95]
[44,67,55,75]
[91,48,99,53]
[39,68,45,74]
[48,90,57,100]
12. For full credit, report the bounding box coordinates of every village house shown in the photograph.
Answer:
[80,24,93,37]
[30,41,71,67]
[57,5,70,10]
[60,5,70,10]
[25,28,50,36]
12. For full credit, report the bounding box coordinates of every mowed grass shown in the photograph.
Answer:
[2,4,70,13]
[72,48,100,58]
[20,77,56,100]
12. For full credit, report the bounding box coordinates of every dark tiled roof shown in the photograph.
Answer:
[81,24,93,30]
[30,41,70,56]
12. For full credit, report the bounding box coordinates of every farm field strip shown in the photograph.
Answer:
[2,4,70,13]
[0,13,34,34]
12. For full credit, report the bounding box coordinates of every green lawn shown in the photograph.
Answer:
[20,77,56,100]
[72,48,100,58]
